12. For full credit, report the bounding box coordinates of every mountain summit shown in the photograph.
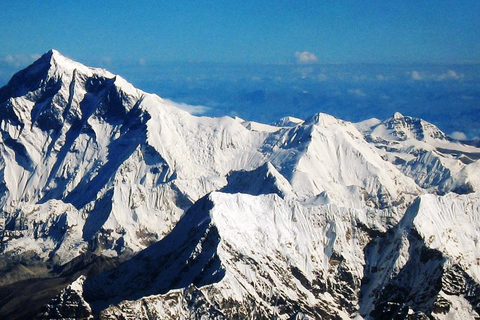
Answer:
[1,51,480,319]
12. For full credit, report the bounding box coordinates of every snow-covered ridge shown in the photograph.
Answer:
[369,111,449,143]
[357,112,480,194]
[0,50,480,319]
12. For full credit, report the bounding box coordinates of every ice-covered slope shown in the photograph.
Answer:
[220,162,295,198]
[357,113,480,194]
[44,191,480,319]
[1,50,480,319]
[361,192,480,319]
[73,192,388,319]
[0,50,267,265]
[0,50,184,264]
[0,51,424,267]
[264,113,420,209]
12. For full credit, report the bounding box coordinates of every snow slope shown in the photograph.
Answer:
[357,113,480,194]
[361,192,480,319]
[82,192,387,319]
[0,50,480,319]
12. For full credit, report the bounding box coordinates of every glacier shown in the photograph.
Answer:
[0,50,479,319]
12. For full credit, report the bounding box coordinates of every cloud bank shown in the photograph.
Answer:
[450,131,467,140]
[4,54,41,67]
[411,70,423,80]
[295,51,318,64]
[165,99,210,115]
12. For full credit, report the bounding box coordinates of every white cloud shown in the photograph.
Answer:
[450,131,467,140]
[348,88,367,97]
[166,99,210,115]
[410,69,464,82]
[353,75,368,82]
[448,70,458,78]
[295,66,315,79]
[437,69,464,81]
[4,55,15,64]
[4,54,40,67]
[317,73,328,81]
[295,51,318,64]
[101,56,112,65]
[411,70,422,80]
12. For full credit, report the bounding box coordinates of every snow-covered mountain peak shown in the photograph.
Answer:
[43,49,114,80]
[264,111,420,208]
[44,50,138,97]
[45,49,75,68]
[1,49,141,104]
[355,112,480,195]
[273,115,304,127]
[305,112,344,128]
[2,49,113,93]
[0,49,144,135]
[393,111,404,120]
[221,162,294,199]
[370,112,449,143]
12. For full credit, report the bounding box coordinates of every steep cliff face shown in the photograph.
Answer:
[85,192,384,319]
[1,51,480,319]
[360,192,480,319]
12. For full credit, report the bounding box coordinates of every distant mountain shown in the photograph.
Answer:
[1,50,479,319]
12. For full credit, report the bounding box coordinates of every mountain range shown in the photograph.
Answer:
[0,50,479,319]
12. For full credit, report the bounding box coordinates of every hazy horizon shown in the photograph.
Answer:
[2,53,479,140]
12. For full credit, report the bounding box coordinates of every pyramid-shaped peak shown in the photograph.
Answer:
[48,48,62,56]
[274,116,304,127]
[393,112,404,120]
[45,49,72,64]
[35,49,76,68]
[305,112,343,127]
[371,112,449,142]
[22,49,114,82]
[221,162,294,199]
[42,48,62,59]
[1,49,147,113]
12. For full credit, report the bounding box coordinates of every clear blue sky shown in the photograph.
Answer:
[1,0,479,64]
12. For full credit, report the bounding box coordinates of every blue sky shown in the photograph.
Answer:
[1,1,479,64]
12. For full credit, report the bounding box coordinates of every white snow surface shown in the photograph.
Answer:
[357,112,480,194]
[91,191,387,319]
[0,50,444,260]
[412,192,480,282]
[1,50,480,319]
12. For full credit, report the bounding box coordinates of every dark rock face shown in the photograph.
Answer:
[36,277,92,320]
[363,229,445,319]
[360,198,480,319]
